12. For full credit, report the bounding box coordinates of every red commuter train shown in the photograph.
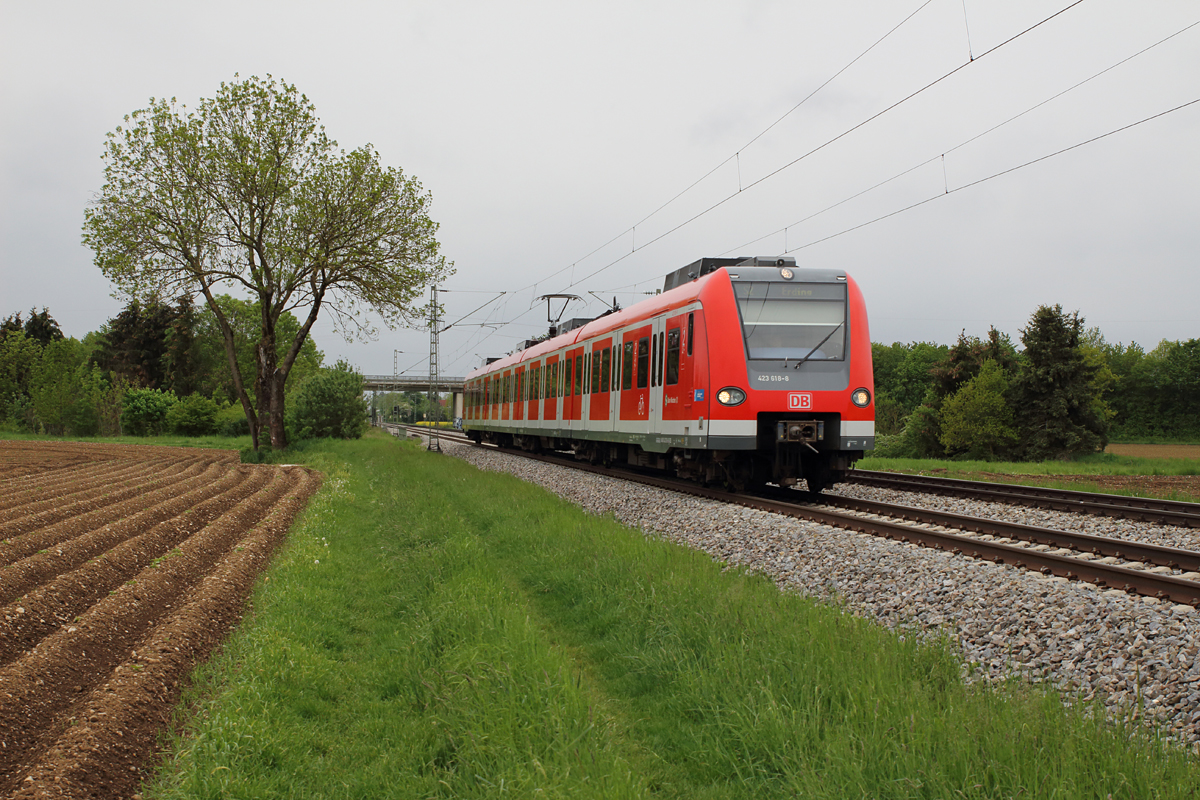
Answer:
[463,256,874,492]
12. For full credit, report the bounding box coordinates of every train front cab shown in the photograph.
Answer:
[701,264,875,492]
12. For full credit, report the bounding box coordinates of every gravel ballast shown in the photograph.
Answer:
[442,439,1200,750]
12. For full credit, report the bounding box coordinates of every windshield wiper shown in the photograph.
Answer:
[793,322,844,370]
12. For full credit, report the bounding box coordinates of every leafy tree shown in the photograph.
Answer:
[0,331,42,425]
[83,75,450,450]
[166,393,221,436]
[871,341,948,434]
[889,329,1018,458]
[29,338,107,435]
[1,309,64,348]
[1012,305,1108,459]
[938,359,1018,459]
[121,388,177,436]
[192,295,323,406]
[287,360,367,440]
[23,308,65,347]
[94,299,178,389]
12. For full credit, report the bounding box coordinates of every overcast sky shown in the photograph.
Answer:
[2,0,1197,378]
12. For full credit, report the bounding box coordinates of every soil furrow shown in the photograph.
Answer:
[0,460,237,568]
[0,456,149,502]
[0,457,218,542]
[0,467,307,789]
[0,450,202,500]
[0,466,272,666]
[0,462,251,602]
[6,468,321,800]
[0,457,206,527]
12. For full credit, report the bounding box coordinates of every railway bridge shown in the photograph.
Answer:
[362,374,466,421]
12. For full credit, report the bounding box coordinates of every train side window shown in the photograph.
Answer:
[599,347,610,391]
[591,349,602,392]
[574,354,582,395]
[659,331,665,384]
[621,341,634,390]
[666,328,680,385]
[687,313,694,356]
[637,337,649,389]
[659,332,665,385]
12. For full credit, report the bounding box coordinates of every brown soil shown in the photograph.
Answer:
[0,440,321,800]
[966,471,1200,501]
[1105,443,1200,460]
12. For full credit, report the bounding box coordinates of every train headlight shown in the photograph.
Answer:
[717,387,746,406]
[851,388,872,407]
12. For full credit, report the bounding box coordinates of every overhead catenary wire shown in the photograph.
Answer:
[503,0,937,298]
[561,0,1089,293]
[722,16,1200,255]
[779,96,1200,254]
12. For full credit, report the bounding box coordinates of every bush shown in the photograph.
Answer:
[121,388,177,436]
[166,393,220,436]
[216,403,250,437]
[286,360,367,440]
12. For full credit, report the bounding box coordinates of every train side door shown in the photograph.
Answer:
[662,313,689,428]
[500,369,510,421]
[648,316,665,431]
[562,347,575,427]
[570,347,583,424]
[589,337,612,424]
[513,366,524,422]
[543,355,558,423]
[687,309,711,430]
[527,361,540,422]
[618,324,652,436]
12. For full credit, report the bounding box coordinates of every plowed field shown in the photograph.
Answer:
[0,440,320,800]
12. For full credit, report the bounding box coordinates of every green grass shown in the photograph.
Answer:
[858,454,1200,502]
[140,431,1200,799]
[859,453,1200,477]
[0,428,252,451]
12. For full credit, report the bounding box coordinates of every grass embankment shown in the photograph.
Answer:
[143,431,1200,798]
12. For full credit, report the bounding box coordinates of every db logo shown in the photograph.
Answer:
[787,392,813,411]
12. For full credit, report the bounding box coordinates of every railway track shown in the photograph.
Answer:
[848,469,1200,528]
[386,424,1200,606]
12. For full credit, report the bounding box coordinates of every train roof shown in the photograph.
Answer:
[465,258,850,378]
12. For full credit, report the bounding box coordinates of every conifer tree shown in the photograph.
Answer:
[1013,304,1108,459]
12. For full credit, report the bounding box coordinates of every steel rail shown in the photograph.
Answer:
[811,493,1200,572]
[396,426,1200,605]
[848,470,1200,528]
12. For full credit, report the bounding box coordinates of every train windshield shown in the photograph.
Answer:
[732,282,847,361]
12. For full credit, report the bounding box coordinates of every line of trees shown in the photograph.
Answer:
[873,304,1199,460]
[0,299,363,441]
